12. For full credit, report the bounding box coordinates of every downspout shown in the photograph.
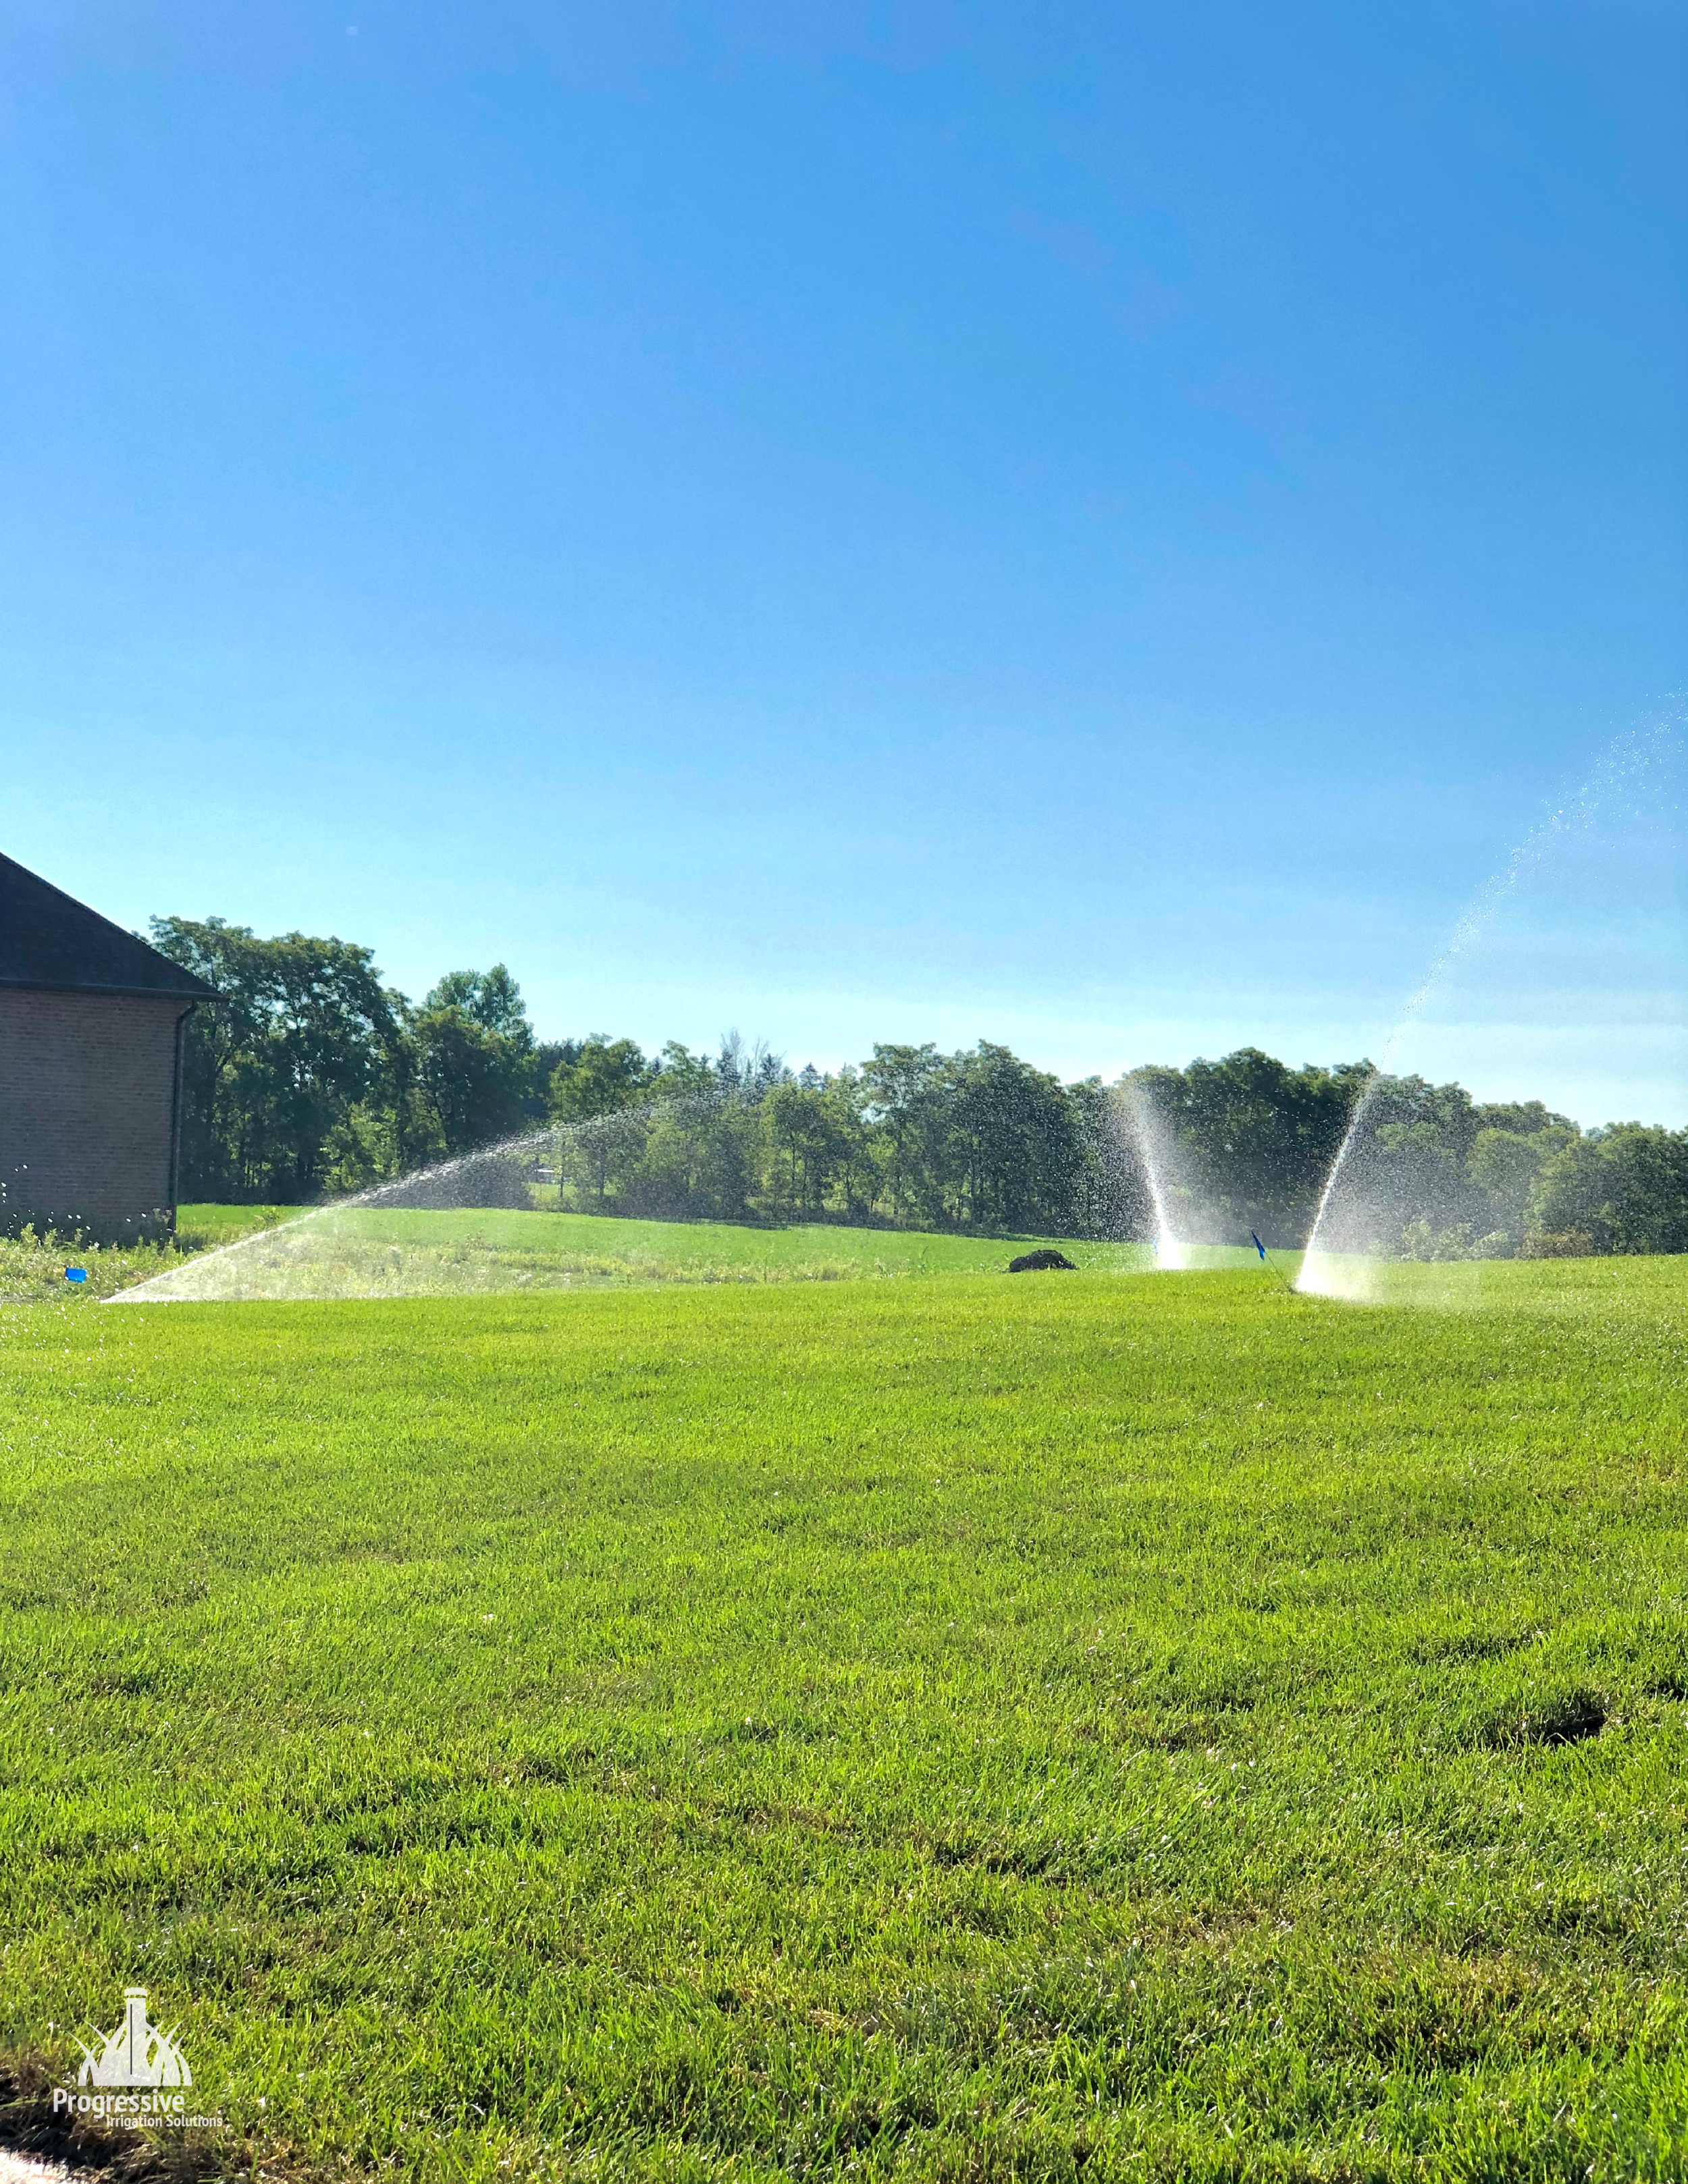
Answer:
[167,1002,195,1236]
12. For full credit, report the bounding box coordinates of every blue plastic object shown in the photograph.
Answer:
[64,1267,88,1283]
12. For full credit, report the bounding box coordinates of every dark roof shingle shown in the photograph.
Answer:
[0,854,217,1001]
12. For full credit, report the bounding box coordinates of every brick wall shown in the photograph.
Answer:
[0,988,190,1237]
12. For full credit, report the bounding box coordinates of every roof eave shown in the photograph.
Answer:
[0,977,215,1005]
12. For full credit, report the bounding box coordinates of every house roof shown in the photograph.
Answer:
[0,853,217,1003]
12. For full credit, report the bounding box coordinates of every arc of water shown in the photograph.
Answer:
[1122,1080,1192,1271]
[1296,716,1680,1296]
[108,1088,732,1302]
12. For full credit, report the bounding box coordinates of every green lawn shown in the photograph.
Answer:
[5,1207,1224,1308]
[176,1203,301,1248]
[2,1258,1686,2180]
[133,1206,1180,1301]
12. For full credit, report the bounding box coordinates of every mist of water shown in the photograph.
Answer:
[1118,1079,1194,1269]
[113,1084,1163,1303]
[111,1098,713,1303]
[1296,716,1685,1300]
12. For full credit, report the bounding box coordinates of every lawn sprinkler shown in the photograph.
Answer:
[1249,1233,1296,1295]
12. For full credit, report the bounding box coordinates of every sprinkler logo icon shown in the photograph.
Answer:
[52,1983,221,2130]
[76,1988,192,2088]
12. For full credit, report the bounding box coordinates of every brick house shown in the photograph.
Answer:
[0,854,215,1240]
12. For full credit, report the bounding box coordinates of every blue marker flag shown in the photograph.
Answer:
[1250,1233,1267,1261]
[64,1267,87,1284]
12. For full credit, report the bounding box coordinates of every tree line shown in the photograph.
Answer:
[153,918,1688,1256]
[1134,1049,1688,1258]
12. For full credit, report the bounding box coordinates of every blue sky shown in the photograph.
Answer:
[4,1,1685,1120]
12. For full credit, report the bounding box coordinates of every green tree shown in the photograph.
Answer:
[150,917,407,1201]
[404,967,537,1157]
[652,1042,720,1098]
[410,1003,535,1156]
[1469,1123,1576,1241]
[764,1080,860,1216]
[1338,1084,1581,1257]
[616,1093,758,1221]
[863,1044,955,1225]
[947,1043,1080,1232]
[824,1067,881,1217]
[1529,1125,1688,1254]
[1367,1119,1469,1239]
[425,965,533,1047]
[546,1037,657,1204]
[1141,1049,1367,1244]
[548,1036,653,1123]
[1068,1077,1139,1239]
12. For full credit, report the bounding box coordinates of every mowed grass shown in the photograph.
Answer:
[136,1208,1167,1300]
[176,1204,300,1248]
[2,1258,1687,2180]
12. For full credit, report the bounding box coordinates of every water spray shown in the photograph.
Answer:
[109,1086,741,1303]
[1296,713,1684,1300]
[1250,1231,1296,1295]
[1122,1079,1195,1271]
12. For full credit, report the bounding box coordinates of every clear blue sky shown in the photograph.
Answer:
[5,1,1685,1121]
